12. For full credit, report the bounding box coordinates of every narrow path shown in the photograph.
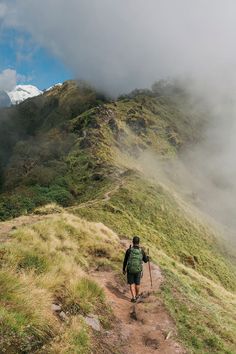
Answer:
[92,261,186,354]
[75,178,125,210]
[0,178,124,241]
[0,188,186,353]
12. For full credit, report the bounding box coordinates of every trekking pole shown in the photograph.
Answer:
[147,248,153,288]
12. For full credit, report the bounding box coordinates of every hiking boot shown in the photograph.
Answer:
[131,297,136,303]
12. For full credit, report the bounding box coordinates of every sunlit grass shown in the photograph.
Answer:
[0,211,122,353]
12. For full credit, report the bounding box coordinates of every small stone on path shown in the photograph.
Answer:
[51,303,61,312]
[84,314,101,331]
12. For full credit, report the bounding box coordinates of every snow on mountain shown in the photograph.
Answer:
[7,85,43,105]
[46,83,62,91]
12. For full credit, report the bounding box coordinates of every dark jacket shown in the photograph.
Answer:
[123,245,149,272]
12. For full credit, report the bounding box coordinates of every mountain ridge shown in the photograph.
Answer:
[0,80,236,353]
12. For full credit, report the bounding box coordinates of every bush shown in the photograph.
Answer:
[46,186,74,206]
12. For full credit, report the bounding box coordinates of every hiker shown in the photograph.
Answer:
[123,236,149,302]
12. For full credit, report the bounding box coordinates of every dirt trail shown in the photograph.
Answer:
[0,178,124,241]
[75,178,125,210]
[0,178,122,241]
[92,259,186,353]
[0,185,186,353]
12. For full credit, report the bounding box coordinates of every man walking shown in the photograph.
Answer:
[123,236,149,302]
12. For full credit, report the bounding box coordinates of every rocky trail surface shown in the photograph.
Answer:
[92,248,186,354]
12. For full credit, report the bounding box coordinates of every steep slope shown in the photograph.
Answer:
[0,209,187,354]
[0,80,202,219]
[0,80,236,353]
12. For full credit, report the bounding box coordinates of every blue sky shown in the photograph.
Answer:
[0,29,72,90]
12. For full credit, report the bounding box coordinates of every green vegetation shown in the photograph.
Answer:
[0,212,122,353]
[159,257,236,354]
[73,174,236,352]
[74,174,236,291]
[0,80,236,353]
[0,80,203,220]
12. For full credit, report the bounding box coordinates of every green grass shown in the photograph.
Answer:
[64,277,105,315]
[159,263,236,353]
[72,174,236,353]
[1,81,236,353]
[74,174,236,291]
[0,269,55,353]
[0,212,122,353]
[0,82,203,220]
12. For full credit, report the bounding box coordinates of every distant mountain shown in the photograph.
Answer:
[45,82,62,92]
[0,90,11,107]
[7,85,42,105]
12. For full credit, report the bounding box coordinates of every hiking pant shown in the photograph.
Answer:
[127,271,142,285]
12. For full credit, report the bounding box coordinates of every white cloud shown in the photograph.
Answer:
[0,3,6,19]
[0,69,17,91]
[2,0,236,96]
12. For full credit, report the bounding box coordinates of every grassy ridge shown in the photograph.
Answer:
[0,210,122,353]
[74,174,236,291]
[0,82,203,220]
[1,81,236,353]
[73,174,236,353]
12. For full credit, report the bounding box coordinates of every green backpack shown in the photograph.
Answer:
[127,247,143,274]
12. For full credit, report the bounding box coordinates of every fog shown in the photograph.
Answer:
[2,0,236,96]
[2,1,236,233]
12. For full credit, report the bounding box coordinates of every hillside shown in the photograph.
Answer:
[0,81,236,353]
[0,80,202,220]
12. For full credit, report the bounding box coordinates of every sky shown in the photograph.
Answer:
[0,27,71,90]
[1,0,236,95]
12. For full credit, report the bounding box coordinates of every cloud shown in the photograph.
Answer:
[0,3,6,19]
[2,0,236,95]
[0,68,17,91]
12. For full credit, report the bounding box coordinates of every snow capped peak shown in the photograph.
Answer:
[7,85,43,105]
[46,83,62,92]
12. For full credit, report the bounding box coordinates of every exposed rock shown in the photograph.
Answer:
[51,303,62,312]
[59,311,69,322]
[84,314,101,331]
[127,116,147,135]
